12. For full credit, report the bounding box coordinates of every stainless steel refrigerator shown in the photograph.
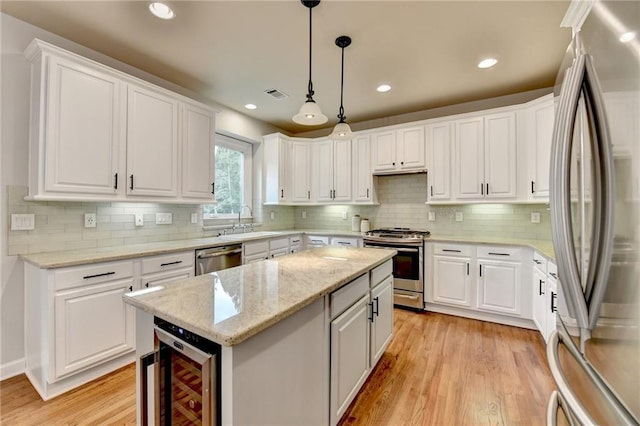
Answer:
[548,0,640,424]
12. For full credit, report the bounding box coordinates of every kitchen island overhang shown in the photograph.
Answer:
[124,246,396,425]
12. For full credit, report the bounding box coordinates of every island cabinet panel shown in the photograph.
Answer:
[370,275,393,366]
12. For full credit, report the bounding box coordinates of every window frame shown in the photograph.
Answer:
[203,133,253,220]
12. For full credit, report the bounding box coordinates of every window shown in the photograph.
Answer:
[203,134,253,219]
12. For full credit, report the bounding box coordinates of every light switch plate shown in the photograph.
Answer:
[11,214,35,231]
[342,211,348,220]
[302,211,307,219]
[156,213,172,225]
[84,213,97,228]
[455,212,463,222]
[531,212,541,224]
[270,211,275,220]
[135,214,144,227]
[191,213,198,224]
[428,212,436,222]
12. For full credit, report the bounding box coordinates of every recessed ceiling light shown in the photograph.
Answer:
[244,104,257,110]
[377,84,391,93]
[478,58,498,69]
[620,31,636,43]
[149,2,175,20]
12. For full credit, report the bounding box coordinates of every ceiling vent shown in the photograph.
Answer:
[264,88,289,100]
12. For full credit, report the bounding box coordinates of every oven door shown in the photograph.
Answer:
[364,242,422,292]
[154,327,216,426]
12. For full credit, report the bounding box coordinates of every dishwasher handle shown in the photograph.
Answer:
[196,247,242,259]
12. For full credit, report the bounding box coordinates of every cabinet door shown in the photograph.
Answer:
[181,102,215,200]
[370,276,393,366]
[352,135,373,202]
[54,278,135,379]
[263,135,290,203]
[432,255,472,307]
[397,126,425,170]
[290,141,312,202]
[269,248,289,258]
[371,131,396,172]
[126,84,179,197]
[45,55,123,196]
[527,97,554,199]
[141,268,194,289]
[315,139,334,202]
[532,266,547,335]
[333,139,352,202]
[455,117,484,199]
[484,112,517,198]
[545,278,558,342]
[426,122,451,201]
[330,295,371,426]
[477,259,522,316]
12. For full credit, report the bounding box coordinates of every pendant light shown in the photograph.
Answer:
[330,35,354,140]
[293,0,327,125]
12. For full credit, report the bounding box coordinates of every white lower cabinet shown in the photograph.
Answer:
[432,246,473,308]
[477,258,522,316]
[140,251,194,288]
[330,260,393,426]
[545,265,558,342]
[289,235,303,253]
[532,252,548,334]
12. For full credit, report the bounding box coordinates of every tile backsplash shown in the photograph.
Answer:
[7,174,551,256]
[293,174,552,240]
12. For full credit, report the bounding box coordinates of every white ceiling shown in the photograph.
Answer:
[0,0,572,134]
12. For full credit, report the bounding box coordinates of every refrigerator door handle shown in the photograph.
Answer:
[549,52,590,331]
[546,390,579,426]
[582,54,616,331]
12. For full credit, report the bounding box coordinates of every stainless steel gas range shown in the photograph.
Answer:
[363,228,430,310]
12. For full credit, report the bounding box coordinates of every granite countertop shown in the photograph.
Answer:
[19,228,555,269]
[123,246,395,346]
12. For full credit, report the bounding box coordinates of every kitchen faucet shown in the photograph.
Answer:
[236,205,253,233]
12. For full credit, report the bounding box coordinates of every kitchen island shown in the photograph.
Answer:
[123,246,396,425]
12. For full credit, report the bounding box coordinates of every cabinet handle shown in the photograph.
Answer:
[114,173,118,190]
[531,181,535,194]
[211,182,215,195]
[366,188,370,198]
[83,271,116,280]
[479,265,482,277]
[368,302,375,322]
[128,286,133,292]
[442,249,461,253]
[551,292,557,313]
[467,263,469,275]
[145,283,150,288]
[129,174,134,190]
[401,161,404,165]
[281,189,284,199]
[533,259,542,265]
[486,183,489,195]
[392,162,396,166]
[539,279,545,296]
[373,297,380,317]
[481,183,484,195]
[307,190,310,200]
[488,252,510,256]
[550,272,558,279]
[160,261,183,267]
[430,186,433,197]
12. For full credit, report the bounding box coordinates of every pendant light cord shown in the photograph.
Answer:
[338,46,346,122]
[306,5,315,102]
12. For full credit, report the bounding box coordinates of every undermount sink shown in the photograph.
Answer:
[218,231,281,241]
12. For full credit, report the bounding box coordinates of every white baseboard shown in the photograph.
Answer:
[1,358,25,381]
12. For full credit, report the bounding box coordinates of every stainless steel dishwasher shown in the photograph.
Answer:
[195,244,242,275]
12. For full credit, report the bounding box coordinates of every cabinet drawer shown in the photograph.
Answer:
[477,246,524,261]
[331,237,360,248]
[371,260,392,287]
[140,251,194,275]
[307,235,330,246]
[289,235,302,246]
[330,273,369,320]
[547,261,558,279]
[244,241,269,256]
[533,251,547,273]
[54,260,134,291]
[433,243,473,257]
[269,237,289,251]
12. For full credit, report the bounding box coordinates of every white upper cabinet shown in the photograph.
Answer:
[371,126,426,173]
[27,45,125,199]
[426,121,452,201]
[24,39,217,203]
[263,134,290,204]
[352,134,375,203]
[526,94,554,200]
[315,139,352,203]
[180,101,216,201]
[454,111,517,200]
[290,140,312,203]
[126,83,179,198]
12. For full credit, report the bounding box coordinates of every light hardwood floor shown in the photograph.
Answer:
[1,310,554,425]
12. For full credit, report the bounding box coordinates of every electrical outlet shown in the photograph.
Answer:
[155,213,172,225]
[191,213,198,224]
[11,214,35,231]
[428,211,436,222]
[531,212,541,224]
[84,213,97,228]
[270,211,275,220]
[455,211,463,222]
[342,211,348,220]
[135,214,144,227]
[302,211,307,219]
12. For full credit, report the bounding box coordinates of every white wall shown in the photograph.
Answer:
[0,12,283,377]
